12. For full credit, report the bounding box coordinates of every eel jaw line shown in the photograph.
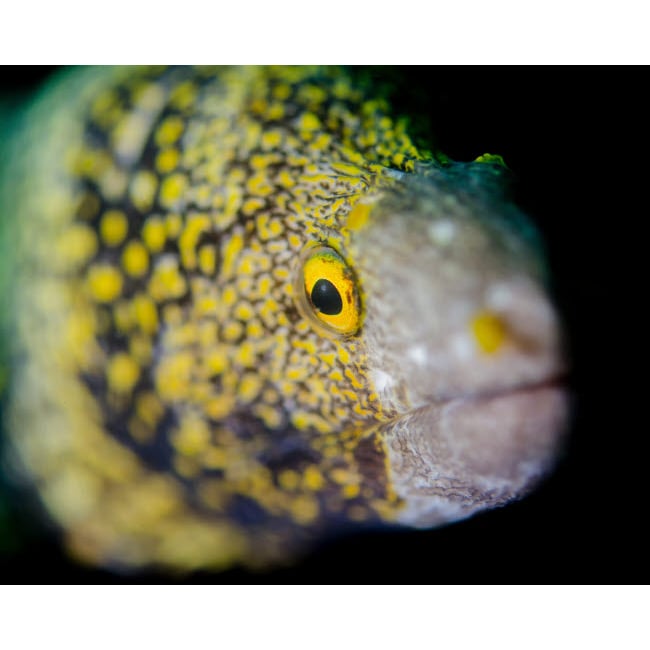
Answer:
[383,374,570,529]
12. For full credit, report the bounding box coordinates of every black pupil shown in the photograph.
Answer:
[310,279,343,315]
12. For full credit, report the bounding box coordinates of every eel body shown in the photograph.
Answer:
[0,66,568,571]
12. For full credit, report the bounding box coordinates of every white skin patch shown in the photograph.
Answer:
[486,283,514,310]
[384,169,407,181]
[451,333,474,361]
[428,219,456,246]
[370,368,395,393]
[395,494,470,528]
[406,345,428,367]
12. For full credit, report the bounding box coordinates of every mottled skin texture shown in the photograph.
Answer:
[0,66,567,571]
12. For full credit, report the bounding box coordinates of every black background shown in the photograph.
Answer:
[0,66,638,584]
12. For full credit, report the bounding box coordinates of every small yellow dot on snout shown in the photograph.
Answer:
[471,311,507,354]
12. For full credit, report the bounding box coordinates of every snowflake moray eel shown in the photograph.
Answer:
[0,66,568,571]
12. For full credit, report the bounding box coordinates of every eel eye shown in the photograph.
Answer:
[297,245,361,336]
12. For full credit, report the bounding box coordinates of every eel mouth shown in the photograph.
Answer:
[442,375,569,408]
[392,373,570,482]
[431,375,570,476]
[385,376,571,528]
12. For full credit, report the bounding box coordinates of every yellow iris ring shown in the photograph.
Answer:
[298,246,361,336]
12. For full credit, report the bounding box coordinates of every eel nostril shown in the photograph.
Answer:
[470,310,507,354]
[482,280,562,359]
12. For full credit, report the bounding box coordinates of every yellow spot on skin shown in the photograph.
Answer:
[238,373,262,403]
[234,341,257,368]
[205,347,229,375]
[286,366,309,382]
[99,166,129,201]
[310,132,331,150]
[159,173,188,209]
[329,369,343,382]
[267,219,284,238]
[287,234,302,250]
[193,184,213,208]
[156,352,194,402]
[196,294,217,317]
[202,448,228,471]
[294,339,317,355]
[163,304,183,326]
[222,232,244,278]
[129,335,152,365]
[132,81,166,111]
[246,172,274,197]
[474,153,507,168]
[250,97,267,115]
[290,411,332,434]
[166,213,183,239]
[100,210,128,246]
[330,468,356,485]
[346,202,371,232]
[237,254,255,276]
[297,112,321,131]
[198,244,217,275]
[272,83,291,101]
[87,265,123,302]
[344,367,364,390]
[133,294,158,334]
[276,169,295,188]
[170,80,197,110]
[265,101,285,121]
[91,89,120,126]
[290,494,319,525]
[245,319,264,340]
[173,414,210,457]
[155,116,185,146]
[331,162,364,177]
[278,470,300,491]
[112,112,150,163]
[336,344,351,364]
[234,302,255,321]
[256,214,284,241]
[259,298,278,328]
[303,466,324,491]
[107,352,140,393]
[221,286,237,307]
[156,147,180,174]
[142,216,167,252]
[130,171,158,213]
[471,311,507,354]
[149,256,187,302]
[320,352,337,367]
[122,241,149,277]
[113,300,133,332]
[179,213,210,270]
[253,403,282,429]
[342,483,360,499]
[57,224,98,268]
[242,197,265,215]
[222,321,243,342]
[205,394,236,420]
[261,130,282,150]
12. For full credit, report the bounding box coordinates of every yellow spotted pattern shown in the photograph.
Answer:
[6,66,433,571]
